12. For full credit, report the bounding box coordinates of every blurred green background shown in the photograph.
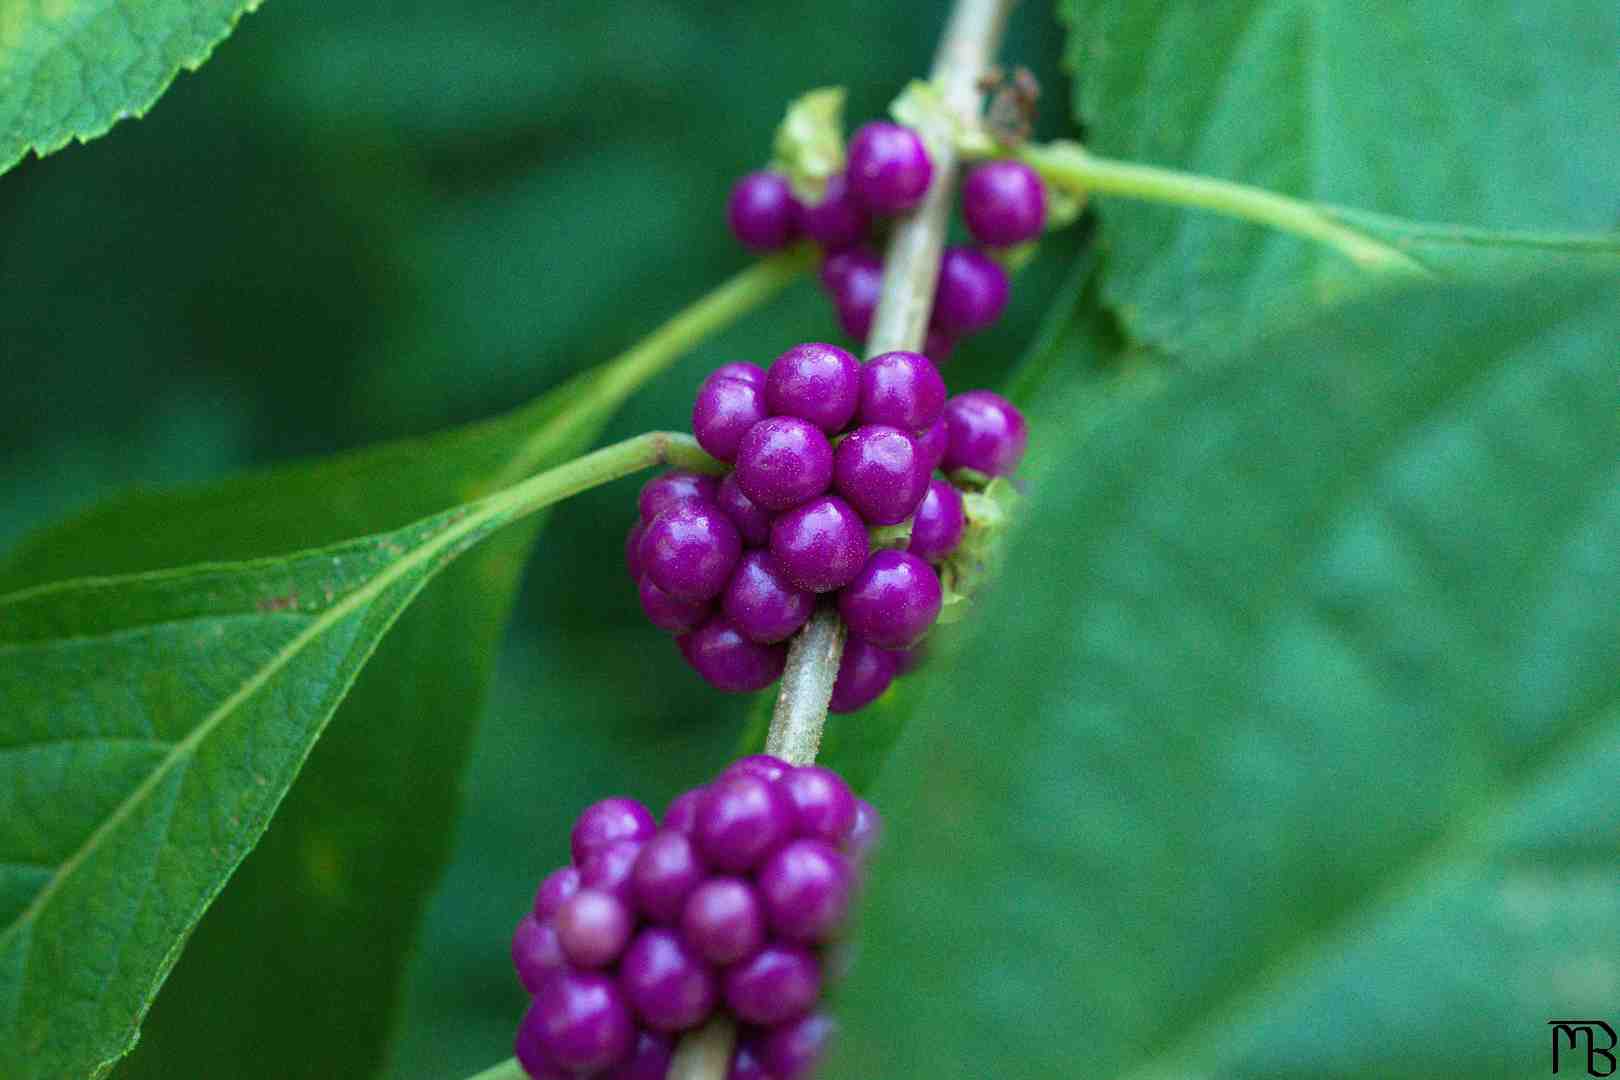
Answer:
[0,3,1080,1074]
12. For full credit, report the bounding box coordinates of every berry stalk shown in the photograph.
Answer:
[763,0,1013,771]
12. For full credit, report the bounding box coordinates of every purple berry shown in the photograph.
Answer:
[924,325,956,366]
[778,765,858,842]
[534,865,582,919]
[913,416,949,475]
[830,251,883,341]
[768,495,869,593]
[728,1042,772,1080]
[663,788,706,836]
[638,574,712,634]
[844,799,882,864]
[757,838,854,942]
[603,1031,674,1080]
[941,389,1028,476]
[579,839,644,903]
[572,798,656,865]
[760,1013,835,1080]
[908,477,966,561]
[961,160,1047,247]
[837,550,943,649]
[532,970,636,1073]
[515,1003,570,1079]
[693,376,770,462]
[680,877,767,966]
[722,943,822,1025]
[716,472,774,547]
[728,171,802,252]
[555,888,635,968]
[625,522,645,582]
[858,350,947,431]
[802,171,870,252]
[819,247,875,295]
[619,927,718,1031]
[733,416,834,511]
[512,915,567,994]
[764,342,861,435]
[638,471,720,525]
[847,122,933,213]
[642,500,742,601]
[631,830,707,924]
[827,636,899,714]
[707,362,767,389]
[694,774,796,871]
[932,246,1009,335]
[833,424,930,526]
[722,550,815,644]
[722,754,791,784]
[677,616,789,692]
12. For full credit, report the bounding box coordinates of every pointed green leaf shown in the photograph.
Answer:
[830,273,1619,1077]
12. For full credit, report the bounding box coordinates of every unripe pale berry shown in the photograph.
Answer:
[728,171,802,251]
[721,550,815,644]
[833,424,929,526]
[768,495,869,593]
[961,159,1047,247]
[941,389,1028,476]
[677,615,788,692]
[734,417,834,512]
[847,122,933,213]
[932,246,1009,335]
[908,477,966,562]
[764,342,861,435]
[837,550,943,649]
[858,350,947,431]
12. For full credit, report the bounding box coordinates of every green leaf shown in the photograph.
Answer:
[829,272,1619,1078]
[0,0,264,176]
[1060,0,1620,351]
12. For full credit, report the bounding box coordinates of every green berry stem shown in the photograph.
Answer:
[462,1056,527,1080]
[1015,140,1428,275]
[669,1014,738,1080]
[763,0,1012,772]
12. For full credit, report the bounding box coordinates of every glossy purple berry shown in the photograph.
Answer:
[801,171,870,251]
[715,472,773,547]
[722,754,791,784]
[757,839,854,942]
[827,636,899,714]
[733,417,834,512]
[603,1031,674,1080]
[830,251,882,341]
[638,574,711,634]
[914,416,948,475]
[515,1003,570,1080]
[642,500,742,601]
[769,495,869,593]
[818,248,871,295]
[778,765,858,842]
[908,477,966,561]
[534,865,582,919]
[693,376,769,462]
[838,550,943,649]
[638,471,720,525]
[961,159,1047,246]
[760,1013,835,1080]
[707,361,767,389]
[572,798,656,865]
[531,970,636,1073]
[858,350,946,431]
[694,774,796,871]
[728,171,802,252]
[579,839,644,903]
[833,424,929,526]
[847,122,933,213]
[941,389,1028,476]
[554,888,634,968]
[764,342,861,434]
[932,246,1009,335]
[619,927,718,1031]
[663,788,706,836]
[512,915,566,994]
[844,799,882,864]
[723,943,822,1026]
[677,616,788,692]
[680,877,767,966]
[625,522,645,582]
[631,830,707,924]
[722,550,815,644]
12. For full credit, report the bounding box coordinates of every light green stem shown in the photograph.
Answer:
[1019,141,1428,275]
[479,431,714,528]
[460,1057,526,1080]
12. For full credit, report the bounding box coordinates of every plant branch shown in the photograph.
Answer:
[1018,141,1428,274]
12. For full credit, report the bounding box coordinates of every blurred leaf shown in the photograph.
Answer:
[1060,0,1620,351]
[831,272,1619,1078]
[0,0,264,175]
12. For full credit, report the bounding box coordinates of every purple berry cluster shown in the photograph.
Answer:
[511,756,880,1078]
[728,121,1047,366]
[626,343,1027,711]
